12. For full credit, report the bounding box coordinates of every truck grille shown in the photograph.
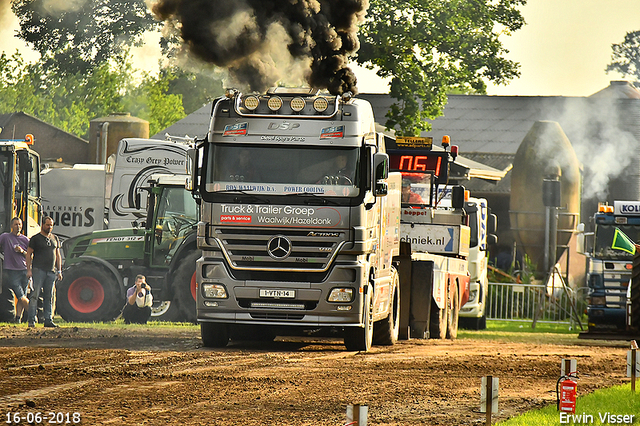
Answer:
[213,227,344,272]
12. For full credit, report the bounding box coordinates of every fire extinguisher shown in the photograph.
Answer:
[556,374,578,414]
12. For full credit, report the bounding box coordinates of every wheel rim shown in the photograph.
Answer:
[190,272,197,302]
[68,276,105,313]
[151,300,172,317]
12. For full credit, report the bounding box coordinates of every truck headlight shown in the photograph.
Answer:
[202,283,228,299]
[328,288,354,302]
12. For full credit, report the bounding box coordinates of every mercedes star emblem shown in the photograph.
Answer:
[267,235,292,260]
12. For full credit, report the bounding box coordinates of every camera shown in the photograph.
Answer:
[140,283,147,290]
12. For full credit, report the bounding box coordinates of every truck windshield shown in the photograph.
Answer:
[594,223,640,259]
[204,145,360,197]
[400,173,433,207]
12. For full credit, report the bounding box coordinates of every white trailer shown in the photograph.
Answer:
[108,138,192,229]
[41,164,109,240]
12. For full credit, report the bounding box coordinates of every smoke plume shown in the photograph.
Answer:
[152,0,368,95]
[0,0,11,26]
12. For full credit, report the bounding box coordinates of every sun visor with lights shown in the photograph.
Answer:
[231,89,339,118]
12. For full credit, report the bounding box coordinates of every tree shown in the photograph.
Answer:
[11,0,158,75]
[124,70,187,136]
[0,51,185,139]
[606,31,640,83]
[357,0,526,136]
[160,66,224,115]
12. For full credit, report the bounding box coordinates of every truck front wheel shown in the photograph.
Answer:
[429,298,449,339]
[172,250,199,323]
[373,271,400,345]
[344,285,374,351]
[201,322,229,347]
[57,264,122,322]
[446,284,459,339]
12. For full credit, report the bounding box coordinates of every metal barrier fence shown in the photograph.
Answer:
[486,282,589,326]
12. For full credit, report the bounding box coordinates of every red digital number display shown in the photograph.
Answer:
[390,154,444,176]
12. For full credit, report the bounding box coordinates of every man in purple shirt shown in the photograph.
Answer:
[0,217,30,322]
[123,274,152,324]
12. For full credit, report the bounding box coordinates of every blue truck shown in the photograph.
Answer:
[578,201,640,334]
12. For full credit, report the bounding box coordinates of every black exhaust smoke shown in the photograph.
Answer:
[152,0,368,95]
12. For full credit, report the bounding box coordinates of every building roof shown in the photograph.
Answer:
[152,102,212,141]
[0,112,88,145]
[151,82,640,194]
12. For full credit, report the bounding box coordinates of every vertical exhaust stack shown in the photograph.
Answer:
[510,121,581,274]
[152,0,369,95]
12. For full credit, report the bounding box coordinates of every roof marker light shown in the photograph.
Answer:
[442,135,450,148]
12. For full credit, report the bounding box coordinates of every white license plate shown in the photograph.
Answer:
[259,289,296,299]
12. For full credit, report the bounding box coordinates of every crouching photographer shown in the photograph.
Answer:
[122,274,153,324]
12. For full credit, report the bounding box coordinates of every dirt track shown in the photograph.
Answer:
[0,325,633,425]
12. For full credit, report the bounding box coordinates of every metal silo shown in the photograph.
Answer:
[89,113,149,164]
[510,121,581,274]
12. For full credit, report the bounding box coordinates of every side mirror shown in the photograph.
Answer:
[373,152,389,181]
[576,223,585,255]
[186,148,196,191]
[488,213,497,234]
[372,152,389,197]
[451,185,465,209]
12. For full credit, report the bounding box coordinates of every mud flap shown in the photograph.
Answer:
[409,260,434,339]
[396,252,412,340]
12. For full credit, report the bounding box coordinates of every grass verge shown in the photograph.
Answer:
[458,320,582,344]
[496,384,640,425]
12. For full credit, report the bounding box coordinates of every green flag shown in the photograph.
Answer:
[612,228,636,254]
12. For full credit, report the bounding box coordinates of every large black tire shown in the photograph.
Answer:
[446,283,459,339]
[56,263,122,322]
[429,298,448,340]
[172,250,199,323]
[344,285,374,351]
[201,322,230,348]
[373,270,400,345]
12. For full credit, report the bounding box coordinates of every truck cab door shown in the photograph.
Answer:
[17,152,40,237]
[149,186,198,267]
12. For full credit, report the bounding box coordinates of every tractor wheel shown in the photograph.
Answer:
[344,285,374,351]
[172,250,199,323]
[446,283,460,340]
[429,297,449,340]
[57,264,121,322]
[201,322,229,348]
[373,270,400,345]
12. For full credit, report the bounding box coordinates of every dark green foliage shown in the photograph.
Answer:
[357,0,526,135]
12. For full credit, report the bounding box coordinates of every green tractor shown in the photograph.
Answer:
[57,174,199,323]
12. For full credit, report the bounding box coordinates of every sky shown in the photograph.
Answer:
[1,0,640,97]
